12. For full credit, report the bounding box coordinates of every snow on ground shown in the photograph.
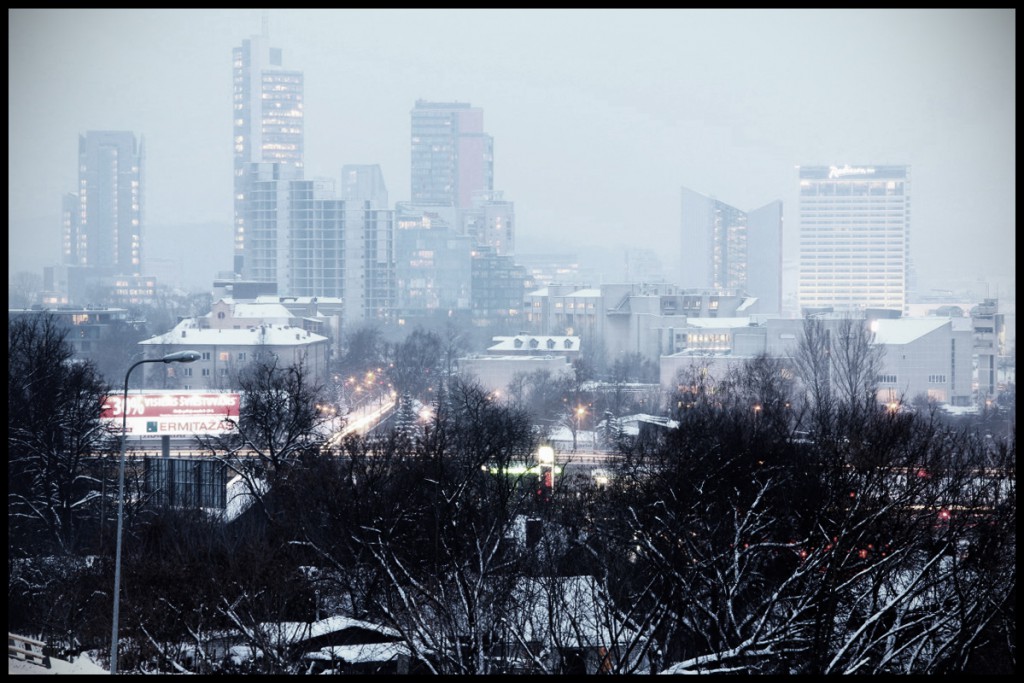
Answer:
[8,652,108,675]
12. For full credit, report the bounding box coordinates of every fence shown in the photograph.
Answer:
[8,633,51,669]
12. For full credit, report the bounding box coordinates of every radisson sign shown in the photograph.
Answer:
[828,164,876,179]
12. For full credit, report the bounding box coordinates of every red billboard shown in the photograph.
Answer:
[101,392,240,437]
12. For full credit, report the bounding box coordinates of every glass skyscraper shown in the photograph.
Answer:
[233,30,304,276]
[680,187,783,314]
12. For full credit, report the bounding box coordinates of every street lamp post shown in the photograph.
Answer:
[574,406,586,452]
[110,350,200,675]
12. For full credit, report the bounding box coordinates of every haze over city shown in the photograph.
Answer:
[8,8,1015,300]
[8,9,1017,676]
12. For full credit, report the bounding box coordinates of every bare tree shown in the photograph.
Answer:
[350,379,540,674]
[9,270,42,308]
[831,316,884,414]
[792,314,837,430]
[8,313,111,555]
[387,326,442,399]
[198,354,329,526]
[595,359,1015,675]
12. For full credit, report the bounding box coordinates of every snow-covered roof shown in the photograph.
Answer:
[254,294,342,304]
[526,287,548,297]
[684,317,756,329]
[546,425,598,445]
[141,319,328,347]
[228,302,295,320]
[564,288,602,298]
[511,575,639,647]
[736,296,758,311]
[221,473,264,523]
[871,317,949,345]
[487,335,579,352]
[468,355,572,362]
[620,413,679,430]
[261,615,401,646]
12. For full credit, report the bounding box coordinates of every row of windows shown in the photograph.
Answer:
[181,367,230,377]
[195,351,247,362]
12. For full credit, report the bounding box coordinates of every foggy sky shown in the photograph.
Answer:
[8,9,1015,295]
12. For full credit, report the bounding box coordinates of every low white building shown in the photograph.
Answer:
[139,318,330,391]
[459,355,574,395]
[458,335,580,394]
[871,317,973,406]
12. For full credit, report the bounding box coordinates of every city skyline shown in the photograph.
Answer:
[9,9,1015,299]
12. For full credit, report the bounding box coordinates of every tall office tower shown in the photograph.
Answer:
[64,131,145,276]
[287,178,348,298]
[233,29,304,276]
[410,100,493,209]
[241,165,394,322]
[351,205,395,324]
[339,165,395,323]
[236,162,303,286]
[680,187,783,313]
[797,165,910,314]
[341,164,389,210]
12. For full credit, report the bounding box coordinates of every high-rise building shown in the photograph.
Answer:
[64,131,145,276]
[236,161,303,286]
[410,100,493,209]
[233,29,304,275]
[797,164,910,314]
[394,205,472,320]
[680,187,782,313]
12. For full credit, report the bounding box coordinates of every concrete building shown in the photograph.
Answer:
[658,314,975,408]
[461,191,515,256]
[797,164,911,314]
[524,282,756,366]
[871,317,973,406]
[470,246,528,329]
[393,206,472,321]
[970,299,1004,402]
[9,306,130,358]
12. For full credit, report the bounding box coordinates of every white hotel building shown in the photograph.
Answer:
[797,165,910,315]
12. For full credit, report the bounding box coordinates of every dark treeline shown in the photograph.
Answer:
[7,313,1016,674]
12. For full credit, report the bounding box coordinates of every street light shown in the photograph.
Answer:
[110,350,200,675]
[574,406,586,452]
